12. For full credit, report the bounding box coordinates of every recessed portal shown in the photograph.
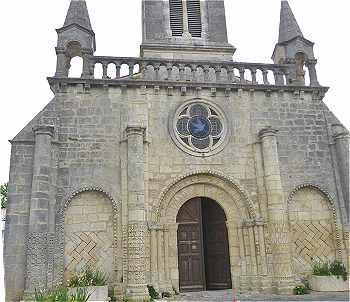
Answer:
[176,197,232,292]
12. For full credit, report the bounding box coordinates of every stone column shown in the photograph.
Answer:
[81,49,93,79]
[258,127,294,294]
[150,227,159,286]
[25,125,54,294]
[55,47,68,77]
[332,129,350,216]
[163,227,172,291]
[125,126,148,300]
[157,228,165,286]
[306,59,320,86]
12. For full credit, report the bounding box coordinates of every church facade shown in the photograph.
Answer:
[4,0,349,301]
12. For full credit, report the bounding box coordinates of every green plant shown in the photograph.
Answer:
[0,182,8,209]
[293,284,308,295]
[67,267,108,287]
[312,259,348,281]
[312,260,331,276]
[34,286,90,302]
[147,285,159,299]
[330,260,348,281]
[70,287,91,302]
[34,289,46,302]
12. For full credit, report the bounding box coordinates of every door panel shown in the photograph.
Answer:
[202,199,232,290]
[177,197,232,292]
[177,198,204,292]
[177,223,204,291]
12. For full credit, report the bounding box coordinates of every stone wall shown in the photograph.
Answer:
[5,84,349,299]
[289,187,336,277]
[64,191,116,285]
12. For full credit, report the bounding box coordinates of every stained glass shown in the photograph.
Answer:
[176,117,190,136]
[190,104,208,117]
[189,116,211,139]
[209,116,223,136]
[191,137,210,149]
[174,102,225,153]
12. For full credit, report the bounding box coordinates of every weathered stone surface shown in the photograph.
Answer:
[4,1,349,301]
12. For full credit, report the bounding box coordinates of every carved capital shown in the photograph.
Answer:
[125,126,146,138]
[55,47,66,55]
[332,124,350,140]
[258,127,279,140]
[33,125,55,137]
[306,59,318,66]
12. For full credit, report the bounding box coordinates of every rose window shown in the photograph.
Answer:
[172,101,228,156]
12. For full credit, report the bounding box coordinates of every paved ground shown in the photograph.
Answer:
[166,290,350,301]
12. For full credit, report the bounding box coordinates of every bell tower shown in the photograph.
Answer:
[141,0,235,61]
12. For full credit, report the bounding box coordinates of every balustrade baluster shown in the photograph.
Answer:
[262,70,269,85]
[179,64,185,81]
[115,64,121,79]
[250,68,257,84]
[166,64,173,81]
[154,65,160,81]
[191,65,197,82]
[227,67,234,83]
[239,67,246,84]
[102,63,108,79]
[204,65,210,82]
[215,66,221,83]
[129,64,134,76]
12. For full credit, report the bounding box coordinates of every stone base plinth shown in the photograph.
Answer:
[126,284,149,301]
[310,276,350,292]
[70,286,108,301]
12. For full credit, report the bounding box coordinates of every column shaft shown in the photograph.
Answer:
[259,128,293,294]
[333,133,350,214]
[25,125,54,293]
[150,228,158,285]
[55,48,68,77]
[163,228,171,289]
[126,126,148,300]
[157,229,165,284]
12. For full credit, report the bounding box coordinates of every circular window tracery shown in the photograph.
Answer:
[171,100,228,156]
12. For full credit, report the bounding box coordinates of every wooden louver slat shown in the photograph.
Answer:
[187,0,202,38]
[170,0,184,36]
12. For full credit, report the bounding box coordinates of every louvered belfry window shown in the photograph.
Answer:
[170,0,184,36]
[169,0,202,38]
[187,0,202,37]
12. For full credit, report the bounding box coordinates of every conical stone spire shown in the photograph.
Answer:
[64,0,92,30]
[278,1,303,43]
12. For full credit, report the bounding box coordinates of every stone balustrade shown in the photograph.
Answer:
[60,55,321,87]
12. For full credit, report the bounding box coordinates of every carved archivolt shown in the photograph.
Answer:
[154,169,258,221]
[58,186,120,215]
[287,183,342,259]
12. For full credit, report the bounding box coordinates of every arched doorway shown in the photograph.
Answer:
[176,197,232,292]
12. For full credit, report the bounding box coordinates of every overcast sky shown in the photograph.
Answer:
[0,0,349,186]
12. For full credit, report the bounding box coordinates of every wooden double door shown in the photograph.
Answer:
[176,197,232,292]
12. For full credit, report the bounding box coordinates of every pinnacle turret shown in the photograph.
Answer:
[272,1,319,86]
[55,0,95,78]
[278,1,303,43]
[63,0,92,31]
